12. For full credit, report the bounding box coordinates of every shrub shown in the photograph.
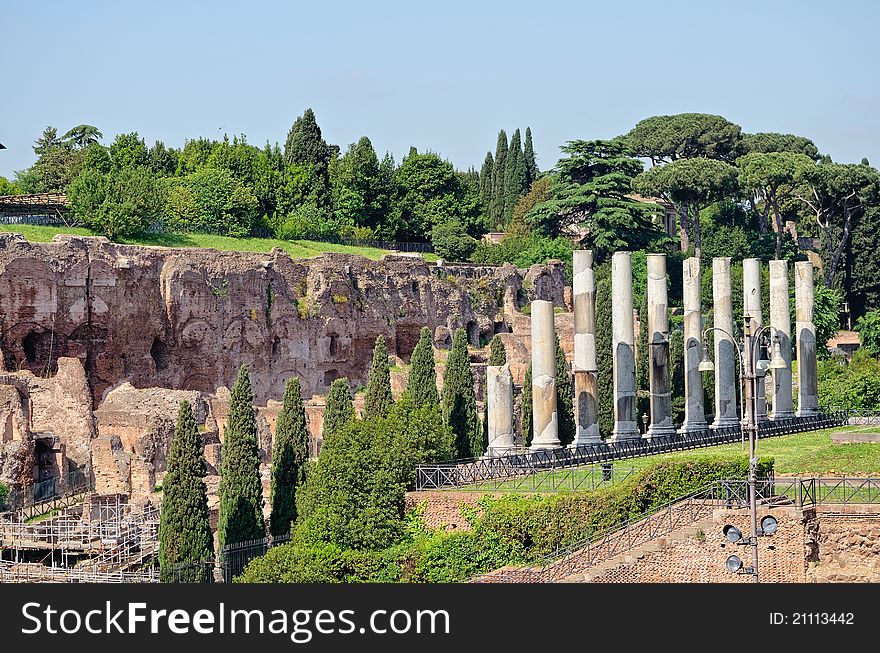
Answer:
[164,167,259,237]
[0,482,8,511]
[431,220,477,261]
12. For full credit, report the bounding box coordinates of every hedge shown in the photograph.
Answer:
[235,455,772,583]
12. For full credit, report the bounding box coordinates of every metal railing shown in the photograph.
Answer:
[473,476,880,583]
[417,411,848,490]
[6,468,93,518]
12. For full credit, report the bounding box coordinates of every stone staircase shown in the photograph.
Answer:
[561,517,718,582]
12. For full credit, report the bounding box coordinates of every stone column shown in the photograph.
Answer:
[529,299,561,449]
[795,261,819,417]
[743,258,768,424]
[646,253,675,439]
[485,363,515,457]
[769,260,794,420]
[611,252,639,440]
[571,250,600,445]
[711,257,740,429]
[679,257,707,433]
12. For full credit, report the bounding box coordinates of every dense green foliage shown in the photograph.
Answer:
[363,335,394,420]
[217,366,265,550]
[521,363,533,447]
[269,378,310,537]
[406,327,439,407]
[323,378,355,442]
[159,401,213,582]
[488,334,507,366]
[595,266,614,435]
[237,455,771,582]
[441,329,481,458]
[818,351,880,410]
[0,482,7,512]
[555,335,575,446]
[855,310,880,356]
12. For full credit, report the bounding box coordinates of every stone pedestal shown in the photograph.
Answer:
[679,257,707,433]
[795,261,819,417]
[769,260,794,420]
[611,252,639,440]
[485,363,516,457]
[743,258,768,425]
[571,250,601,445]
[712,257,740,429]
[529,299,561,449]
[646,253,675,439]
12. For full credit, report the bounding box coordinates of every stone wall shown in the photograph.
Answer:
[405,491,501,531]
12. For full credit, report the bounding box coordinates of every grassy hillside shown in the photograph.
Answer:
[3,224,438,262]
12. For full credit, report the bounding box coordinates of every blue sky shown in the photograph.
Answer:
[1,0,878,178]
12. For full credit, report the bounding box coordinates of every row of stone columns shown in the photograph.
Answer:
[483,251,821,455]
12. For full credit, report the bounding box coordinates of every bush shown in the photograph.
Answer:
[236,542,405,583]
[431,220,477,261]
[470,234,575,279]
[165,167,259,236]
[818,351,880,410]
[68,166,166,239]
[855,310,880,356]
[269,202,345,241]
[0,482,8,511]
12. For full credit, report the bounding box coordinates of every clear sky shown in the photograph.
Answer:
[1,0,878,178]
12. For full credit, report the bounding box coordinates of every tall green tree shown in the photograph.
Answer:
[524,127,538,186]
[633,157,739,258]
[504,128,528,223]
[479,151,494,213]
[284,108,331,209]
[490,130,508,226]
[595,266,614,436]
[742,132,820,160]
[406,327,439,407]
[441,328,481,458]
[217,366,265,551]
[737,151,814,258]
[323,378,355,442]
[527,139,665,257]
[488,334,507,366]
[363,335,394,420]
[521,363,533,447]
[269,378,309,538]
[159,401,213,583]
[61,124,103,149]
[555,335,575,446]
[330,136,388,230]
[624,113,744,164]
[794,161,880,287]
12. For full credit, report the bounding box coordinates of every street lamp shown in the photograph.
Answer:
[701,316,786,583]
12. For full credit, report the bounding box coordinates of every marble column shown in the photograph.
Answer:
[795,261,820,417]
[529,299,561,449]
[485,363,515,457]
[571,250,600,445]
[679,257,707,433]
[769,260,794,420]
[712,257,740,429]
[611,252,639,440]
[743,258,768,424]
[646,253,675,438]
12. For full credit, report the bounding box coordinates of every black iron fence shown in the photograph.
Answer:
[417,411,848,490]
[159,533,291,583]
[6,468,92,512]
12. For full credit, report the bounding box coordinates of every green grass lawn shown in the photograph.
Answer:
[3,224,439,262]
[460,429,880,493]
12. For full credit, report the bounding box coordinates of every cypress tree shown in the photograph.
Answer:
[159,401,213,583]
[441,328,481,458]
[490,130,508,226]
[636,296,650,425]
[406,327,439,407]
[323,377,355,441]
[555,335,576,446]
[283,108,331,209]
[217,365,265,551]
[521,363,533,447]
[596,266,614,436]
[363,335,394,420]
[503,128,528,224]
[269,378,309,538]
[524,127,538,186]
[488,334,507,366]
[479,152,494,214]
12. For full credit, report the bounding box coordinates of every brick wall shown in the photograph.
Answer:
[405,491,503,531]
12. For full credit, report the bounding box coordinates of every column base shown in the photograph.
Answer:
[610,422,641,441]
[795,407,821,418]
[569,436,602,449]
[529,441,562,451]
[711,417,741,430]
[646,424,677,439]
[678,421,708,434]
[769,411,795,421]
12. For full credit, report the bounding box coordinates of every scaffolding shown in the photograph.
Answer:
[0,494,160,582]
